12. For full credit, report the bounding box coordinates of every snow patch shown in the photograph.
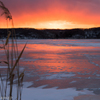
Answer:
[0,66,8,68]
[70,81,77,84]
[39,73,76,80]
[21,87,94,100]
[23,82,33,88]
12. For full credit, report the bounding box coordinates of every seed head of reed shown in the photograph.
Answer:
[0,1,12,20]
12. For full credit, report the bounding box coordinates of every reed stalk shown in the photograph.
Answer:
[0,1,26,100]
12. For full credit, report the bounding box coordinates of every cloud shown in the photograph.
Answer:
[3,0,56,15]
[1,0,100,28]
[2,0,100,15]
[59,0,100,14]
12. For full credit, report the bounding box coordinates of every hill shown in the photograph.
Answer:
[0,27,100,39]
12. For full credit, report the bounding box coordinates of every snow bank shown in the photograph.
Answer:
[21,87,94,100]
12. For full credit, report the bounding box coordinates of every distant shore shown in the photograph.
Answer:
[0,27,100,39]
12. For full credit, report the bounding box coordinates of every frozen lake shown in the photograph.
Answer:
[1,39,100,89]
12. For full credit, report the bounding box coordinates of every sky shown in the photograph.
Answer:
[0,0,100,29]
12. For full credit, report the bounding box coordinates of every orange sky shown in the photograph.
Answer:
[0,0,100,29]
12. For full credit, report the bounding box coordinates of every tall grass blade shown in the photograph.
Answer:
[3,61,8,65]
[5,31,11,46]
[19,72,24,79]
[10,43,27,76]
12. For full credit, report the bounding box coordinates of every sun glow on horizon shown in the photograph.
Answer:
[0,19,99,29]
[10,20,99,29]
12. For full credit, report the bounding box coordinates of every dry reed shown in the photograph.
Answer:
[0,1,26,100]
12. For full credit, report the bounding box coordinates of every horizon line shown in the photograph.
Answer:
[0,26,100,30]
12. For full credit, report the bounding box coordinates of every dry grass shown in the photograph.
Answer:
[0,1,26,100]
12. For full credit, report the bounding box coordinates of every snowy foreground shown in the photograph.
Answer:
[21,84,100,100]
[0,80,100,100]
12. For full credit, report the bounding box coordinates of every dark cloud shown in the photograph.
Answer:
[59,0,100,14]
[1,0,100,17]
[2,0,56,15]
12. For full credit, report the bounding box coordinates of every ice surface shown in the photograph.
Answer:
[39,73,76,80]
[0,66,7,68]
[2,39,100,47]
[0,39,100,100]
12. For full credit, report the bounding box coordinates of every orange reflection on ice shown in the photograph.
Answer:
[31,53,93,73]
[17,42,99,73]
[18,43,98,52]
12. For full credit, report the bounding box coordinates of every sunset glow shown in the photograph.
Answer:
[0,0,100,29]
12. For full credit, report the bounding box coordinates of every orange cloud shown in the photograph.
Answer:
[0,0,100,29]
